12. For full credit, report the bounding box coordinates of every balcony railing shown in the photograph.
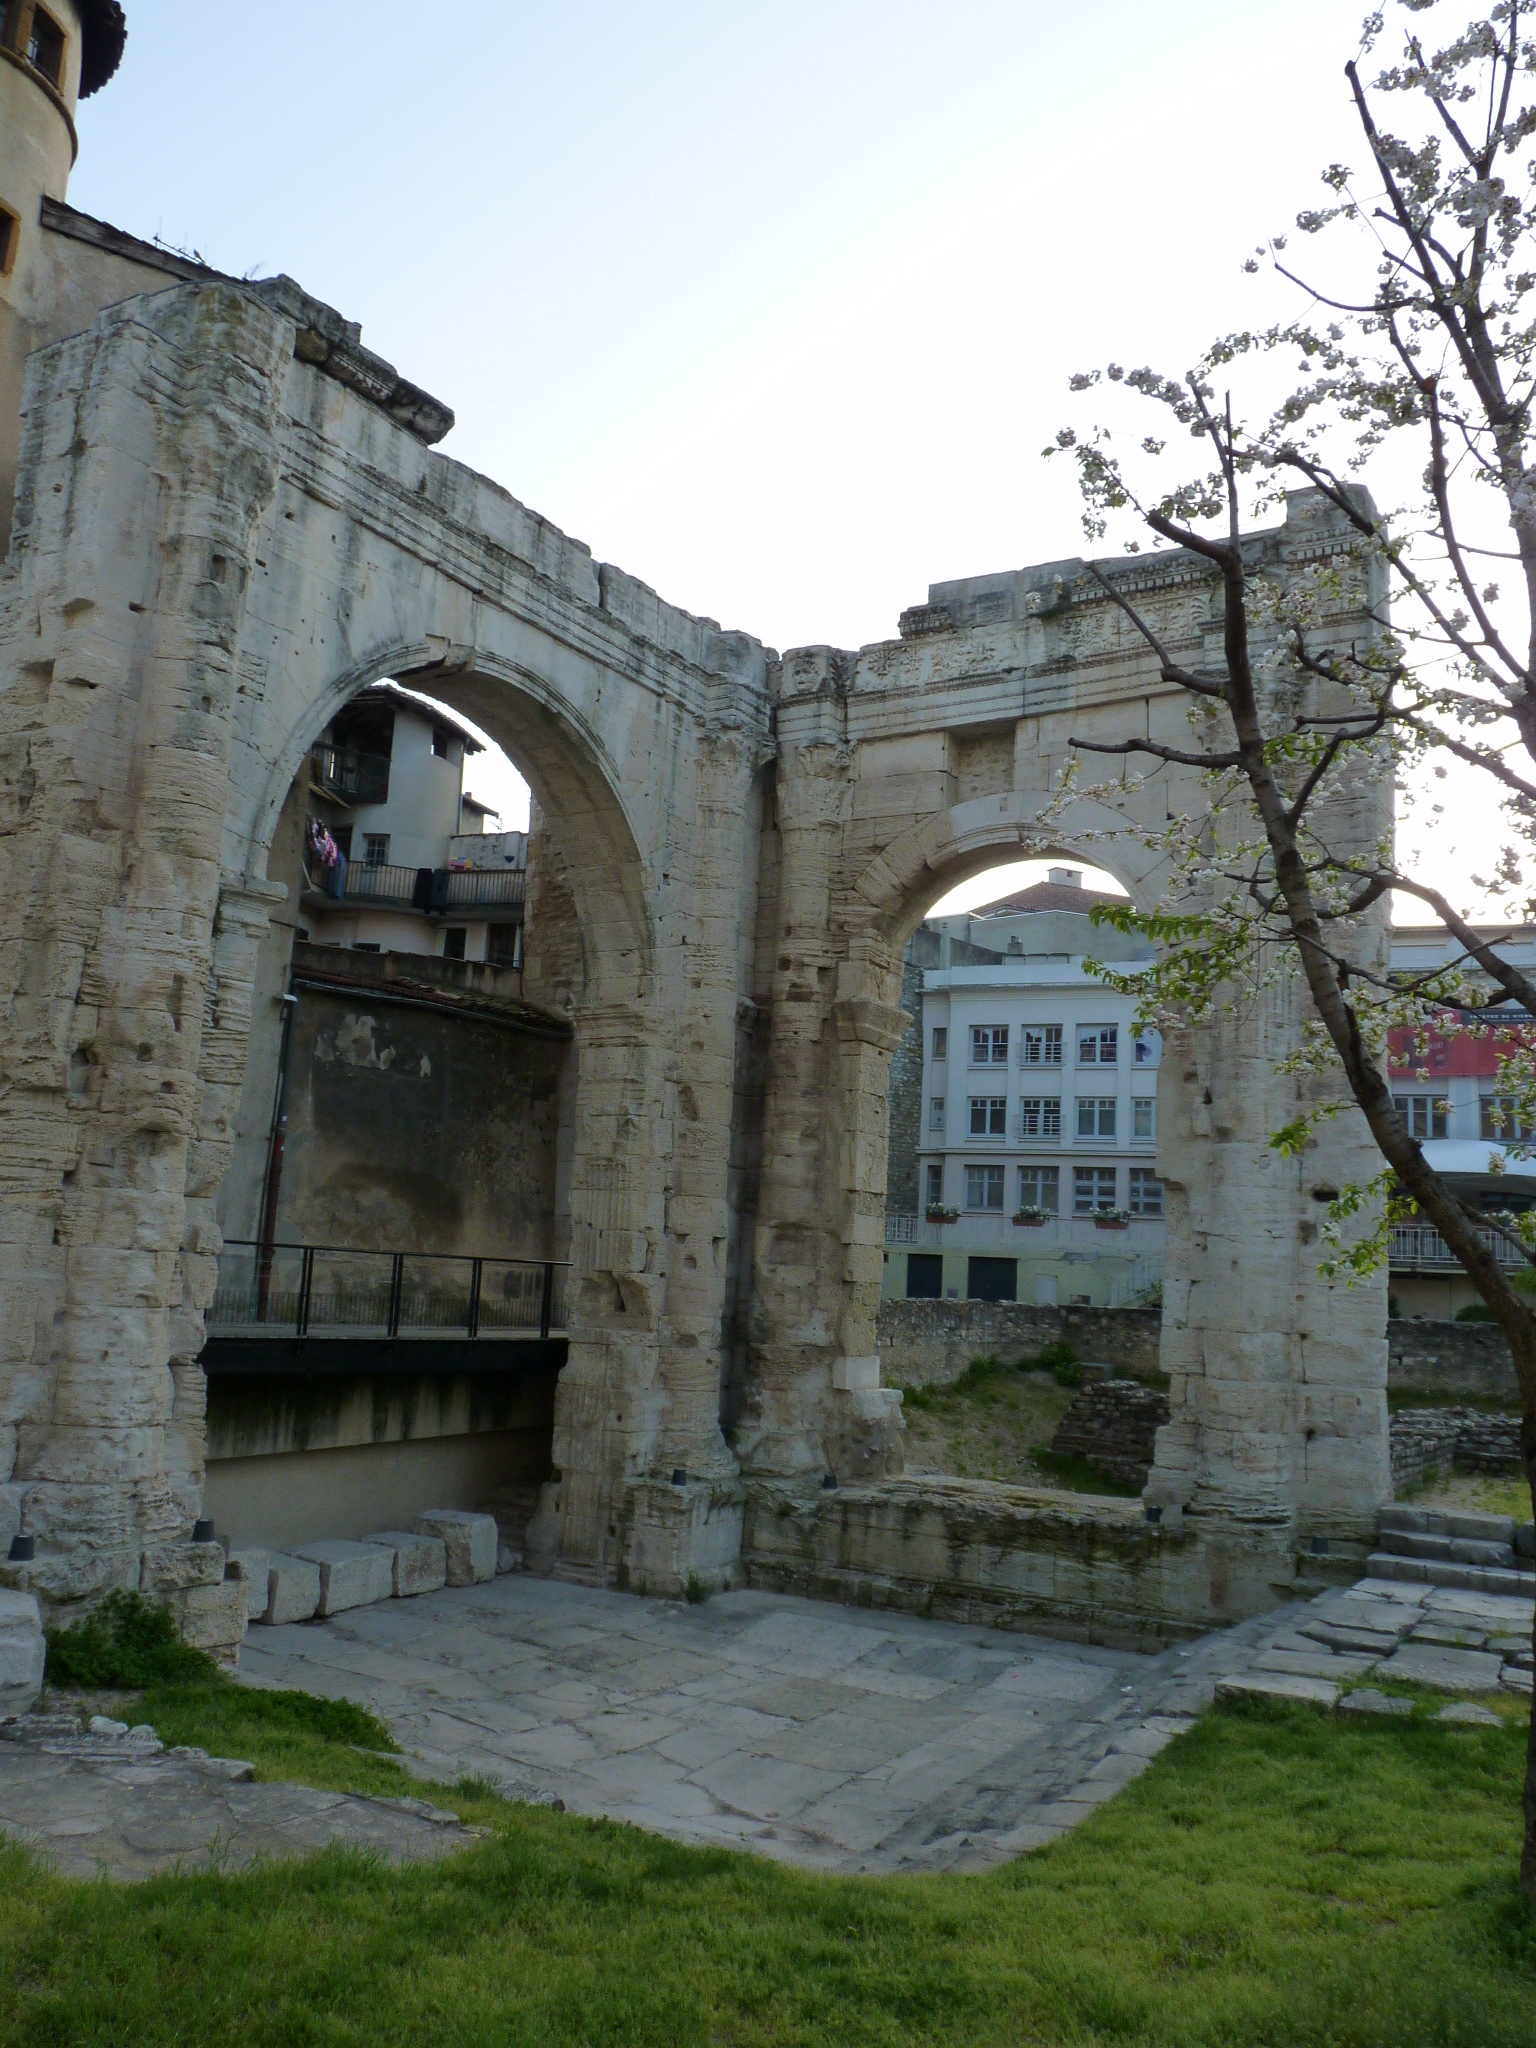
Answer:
[311,744,391,806]
[1388,1223,1529,1272]
[208,1240,567,1340]
[313,862,527,913]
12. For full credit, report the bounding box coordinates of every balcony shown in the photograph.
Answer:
[311,743,391,806]
[1388,1223,1529,1272]
[886,1211,1163,1250]
[310,861,527,914]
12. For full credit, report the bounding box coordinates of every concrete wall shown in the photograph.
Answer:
[876,1298,1163,1387]
[204,1433,542,1550]
[274,986,564,1262]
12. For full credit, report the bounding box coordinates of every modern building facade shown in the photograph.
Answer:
[304,681,526,964]
[1387,924,1536,1316]
[884,871,1164,1307]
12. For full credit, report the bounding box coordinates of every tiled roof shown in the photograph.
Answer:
[967,881,1126,917]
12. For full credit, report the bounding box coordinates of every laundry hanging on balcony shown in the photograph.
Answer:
[306,818,347,899]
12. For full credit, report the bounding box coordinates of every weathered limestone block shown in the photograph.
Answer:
[260,1553,321,1625]
[293,1540,394,1617]
[362,1531,447,1598]
[416,1510,497,1586]
[224,1547,270,1623]
[0,1590,45,1719]
[139,1541,225,1596]
[168,1580,247,1663]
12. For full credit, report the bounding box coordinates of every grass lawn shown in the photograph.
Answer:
[898,1352,1145,1494]
[2,1668,1533,2046]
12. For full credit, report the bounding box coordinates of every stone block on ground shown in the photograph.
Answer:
[362,1532,447,1599]
[260,1553,321,1625]
[0,1589,45,1719]
[171,1581,249,1662]
[292,1541,394,1617]
[224,1548,270,1623]
[415,1510,497,1586]
[1375,1641,1504,1692]
[1502,1664,1533,1693]
[1337,1688,1413,1717]
[139,1541,226,1595]
[1216,1673,1338,1709]
[1438,1700,1501,1725]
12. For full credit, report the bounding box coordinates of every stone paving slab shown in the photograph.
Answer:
[0,1715,482,1881]
[238,1576,1236,1873]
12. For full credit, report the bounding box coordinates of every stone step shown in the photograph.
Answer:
[1380,1503,1535,1553]
[1366,1551,1535,1598]
[1376,1529,1517,1569]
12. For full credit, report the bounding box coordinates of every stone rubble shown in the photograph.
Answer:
[0,1708,478,1881]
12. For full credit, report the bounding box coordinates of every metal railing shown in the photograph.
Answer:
[311,744,391,805]
[1389,1224,1529,1272]
[209,1241,568,1340]
[321,862,527,913]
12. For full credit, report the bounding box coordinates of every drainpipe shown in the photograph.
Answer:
[255,989,299,1320]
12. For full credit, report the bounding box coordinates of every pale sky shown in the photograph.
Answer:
[71,2,1483,878]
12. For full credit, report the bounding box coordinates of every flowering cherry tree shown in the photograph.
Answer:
[1050,0,1536,1890]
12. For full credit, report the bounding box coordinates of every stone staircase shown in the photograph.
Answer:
[1367,1504,1536,1599]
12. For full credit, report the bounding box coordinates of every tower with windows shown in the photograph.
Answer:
[0,1,126,548]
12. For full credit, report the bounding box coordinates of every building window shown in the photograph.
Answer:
[331,824,353,860]
[26,6,64,86]
[929,1097,945,1132]
[1133,1097,1155,1141]
[968,1096,1007,1137]
[442,927,467,960]
[1129,1167,1163,1217]
[1134,1031,1160,1066]
[1076,1096,1117,1139]
[906,1253,943,1300]
[488,923,522,966]
[1480,1095,1532,1141]
[1018,1164,1059,1214]
[926,1162,945,1208]
[970,1024,1008,1066]
[431,724,453,759]
[362,833,390,867]
[350,941,381,953]
[1018,1096,1061,1140]
[1077,1024,1118,1065]
[1074,1166,1119,1215]
[932,1026,947,1060]
[1022,1024,1063,1066]
[0,204,17,279]
[1394,1094,1446,1140]
[965,1163,1006,1211]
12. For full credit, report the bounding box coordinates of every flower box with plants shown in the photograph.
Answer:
[1093,1209,1131,1230]
[924,1204,960,1223]
[1012,1207,1050,1226]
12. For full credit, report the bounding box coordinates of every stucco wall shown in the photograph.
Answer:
[273,987,564,1261]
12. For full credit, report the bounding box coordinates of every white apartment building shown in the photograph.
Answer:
[302,682,526,964]
[884,871,1163,1307]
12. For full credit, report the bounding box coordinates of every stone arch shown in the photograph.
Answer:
[851,791,1169,949]
[0,278,772,1611]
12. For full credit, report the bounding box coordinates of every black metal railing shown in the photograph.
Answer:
[209,1241,567,1340]
[320,862,527,913]
[311,744,391,806]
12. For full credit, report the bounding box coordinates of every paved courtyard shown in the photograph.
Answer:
[239,1576,1244,1873]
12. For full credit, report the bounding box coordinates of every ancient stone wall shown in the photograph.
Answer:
[1388,1320,1520,1406]
[882,943,924,1219]
[875,1300,1163,1388]
[0,270,1395,1641]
